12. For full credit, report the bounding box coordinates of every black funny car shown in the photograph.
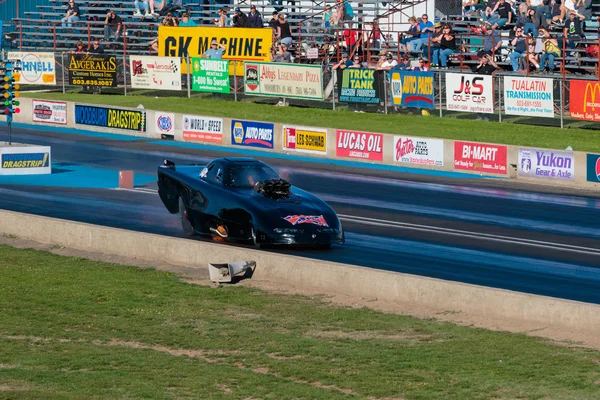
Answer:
[157,157,344,248]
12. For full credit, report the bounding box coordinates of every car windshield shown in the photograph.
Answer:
[228,165,280,188]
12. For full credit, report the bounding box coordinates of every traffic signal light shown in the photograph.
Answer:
[3,74,20,115]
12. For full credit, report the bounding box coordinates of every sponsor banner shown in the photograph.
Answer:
[191,58,230,94]
[586,153,600,183]
[569,80,600,122]
[183,115,223,143]
[68,53,117,87]
[244,62,323,100]
[504,76,554,118]
[518,148,574,181]
[336,130,383,161]
[283,125,327,155]
[32,100,67,125]
[129,55,181,90]
[0,146,52,176]
[231,120,274,149]
[454,141,507,174]
[393,136,444,167]
[157,26,273,74]
[75,104,146,132]
[7,51,56,85]
[389,71,435,109]
[154,112,175,136]
[337,68,384,104]
[446,73,494,114]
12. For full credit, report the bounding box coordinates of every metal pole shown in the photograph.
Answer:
[61,52,65,94]
[8,121,11,146]
[331,67,336,110]
[438,71,442,118]
[234,61,237,102]
[123,53,127,96]
[383,72,388,114]
[498,75,502,123]
[560,79,564,129]
[186,53,191,99]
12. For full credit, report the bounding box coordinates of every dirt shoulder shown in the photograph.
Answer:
[2,235,599,351]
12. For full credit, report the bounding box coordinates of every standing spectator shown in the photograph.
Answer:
[233,7,248,27]
[509,27,528,71]
[133,0,150,17]
[538,27,561,72]
[248,5,263,28]
[323,5,333,29]
[332,53,352,70]
[103,10,122,42]
[268,11,279,30]
[478,23,502,58]
[89,40,104,53]
[178,12,196,26]
[563,10,583,53]
[343,22,357,54]
[348,54,363,68]
[411,14,434,55]
[214,8,227,27]
[202,39,226,59]
[471,54,498,121]
[430,24,456,68]
[276,14,293,47]
[62,0,80,29]
[369,21,383,49]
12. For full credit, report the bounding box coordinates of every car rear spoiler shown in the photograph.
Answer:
[162,159,176,170]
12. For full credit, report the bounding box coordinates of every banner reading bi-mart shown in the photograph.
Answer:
[129,55,181,90]
[7,51,56,85]
[389,71,434,109]
[337,68,384,104]
[157,26,273,74]
[244,62,323,100]
[68,54,117,87]
[191,58,230,94]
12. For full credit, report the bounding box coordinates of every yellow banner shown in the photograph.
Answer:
[158,26,273,75]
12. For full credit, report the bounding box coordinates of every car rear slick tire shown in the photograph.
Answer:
[179,198,195,237]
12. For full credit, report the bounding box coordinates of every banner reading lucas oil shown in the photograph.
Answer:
[157,26,273,75]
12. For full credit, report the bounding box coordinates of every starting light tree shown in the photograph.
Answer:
[2,59,22,145]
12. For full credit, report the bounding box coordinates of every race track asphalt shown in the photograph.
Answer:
[2,124,600,304]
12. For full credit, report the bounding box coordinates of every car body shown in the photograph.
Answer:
[157,157,344,248]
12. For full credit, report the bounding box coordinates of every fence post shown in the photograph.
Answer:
[123,53,127,96]
[498,75,502,123]
[61,52,65,94]
[186,53,191,99]
[234,61,238,102]
[383,71,388,114]
[560,79,564,129]
[331,66,336,110]
[438,71,442,118]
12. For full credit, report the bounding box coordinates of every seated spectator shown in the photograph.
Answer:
[392,54,412,70]
[89,40,104,53]
[179,12,197,26]
[399,16,420,52]
[276,14,293,46]
[487,0,513,30]
[578,0,593,24]
[61,0,80,29]
[377,52,398,70]
[411,14,434,55]
[202,39,226,58]
[103,10,122,42]
[134,0,150,17]
[422,22,442,59]
[332,53,352,69]
[562,10,583,52]
[477,23,502,58]
[248,5,264,28]
[323,5,333,29]
[430,24,456,68]
[70,40,85,53]
[509,26,528,71]
[162,12,178,26]
[414,57,430,71]
[471,53,498,74]
[348,54,363,68]
[515,4,537,36]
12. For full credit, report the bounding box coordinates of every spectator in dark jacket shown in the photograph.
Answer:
[233,7,248,27]
[248,5,263,27]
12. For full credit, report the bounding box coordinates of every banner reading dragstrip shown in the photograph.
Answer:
[7,51,56,85]
[129,55,181,90]
[68,54,117,87]
[157,26,273,74]
[244,62,323,100]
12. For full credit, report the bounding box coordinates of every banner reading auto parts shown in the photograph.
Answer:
[569,80,600,122]
[68,54,117,87]
[445,73,493,114]
[157,26,273,74]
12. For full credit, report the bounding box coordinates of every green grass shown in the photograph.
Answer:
[1,245,599,399]
[22,91,600,153]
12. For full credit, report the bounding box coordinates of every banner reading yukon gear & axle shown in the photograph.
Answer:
[68,54,117,87]
[157,26,273,74]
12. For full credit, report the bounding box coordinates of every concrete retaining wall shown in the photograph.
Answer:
[1,209,598,336]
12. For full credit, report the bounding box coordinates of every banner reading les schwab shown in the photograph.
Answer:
[454,141,507,174]
[283,125,327,155]
[75,104,147,132]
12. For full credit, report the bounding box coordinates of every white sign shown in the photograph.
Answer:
[504,76,554,118]
[154,112,175,136]
[445,73,494,114]
[7,51,56,85]
[393,136,444,167]
[244,62,323,100]
[129,55,181,90]
[0,145,52,175]
[182,115,223,144]
[32,100,67,125]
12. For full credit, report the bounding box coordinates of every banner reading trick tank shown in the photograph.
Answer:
[337,68,384,104]
[7,51,56,85]
[389,70,434,109]
[503,76,554,118]
[570,80,600,122]
[157,26,273,74]
[129,55,181,90]
[68,54,117,87]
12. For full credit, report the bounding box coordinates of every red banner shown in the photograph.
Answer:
[569,80,600,122]
[335,130,383,161]
[454,141,507,175]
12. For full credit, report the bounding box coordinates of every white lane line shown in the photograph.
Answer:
[114,188,600,257]
[338,214,600,257]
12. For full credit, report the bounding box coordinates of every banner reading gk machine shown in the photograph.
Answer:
[244,62,323,100]
[157,26,273,74]
[129,55,181,90]
[389,70,434,109]
[337,68,384,104]
[68,54,117,87]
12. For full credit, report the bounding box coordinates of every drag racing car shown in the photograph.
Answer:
[157,157,344,248]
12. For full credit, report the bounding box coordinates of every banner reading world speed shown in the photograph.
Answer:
[68,54,118,87]
[7,51,56,85]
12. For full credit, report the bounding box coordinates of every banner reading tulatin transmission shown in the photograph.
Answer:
[157,26,273,74]
[129,55,181,90]
[7,51,56,85]
[68,54,117,87]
